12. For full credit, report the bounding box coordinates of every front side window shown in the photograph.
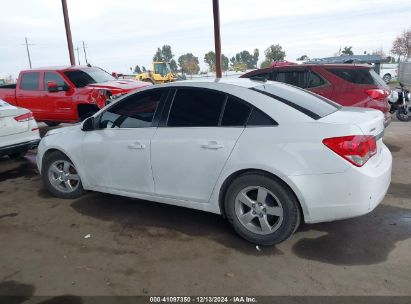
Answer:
[20,72,40,91]
[64,68,115,88]
[44,72,67,90]
[167,89,226,127]
[99,90,165,129]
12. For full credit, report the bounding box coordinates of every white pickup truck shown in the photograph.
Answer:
[380,64,398,83]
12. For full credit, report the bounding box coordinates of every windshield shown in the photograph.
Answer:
[64,67,116,88]
[154,63,171,76]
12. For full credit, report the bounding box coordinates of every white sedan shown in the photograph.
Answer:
[36,79,392,245]
[0,99,40,159]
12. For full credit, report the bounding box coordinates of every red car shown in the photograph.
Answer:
[241,64,391,127]
[0,66,150,125]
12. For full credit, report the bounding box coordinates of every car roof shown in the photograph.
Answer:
[21,65,97,73]
[160,77,267,89]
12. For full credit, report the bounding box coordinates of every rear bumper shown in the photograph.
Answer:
[0,139,40,157]
[289,144,392,223]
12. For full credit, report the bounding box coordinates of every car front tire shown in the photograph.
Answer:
[224,173,300,245]
[41,151,85,199]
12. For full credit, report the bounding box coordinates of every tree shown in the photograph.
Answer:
[153,45,177,72]
[391,29,411,60]
[341,46,353,56]
[134,65,142,74]
[222,54,229,71]
[142,66,146,72]
[260,59,272,69]
[204,51,229,72]
[229,49,260,70]
[178,53,200,75]
[264,44,286,62]
[296,54,309,61]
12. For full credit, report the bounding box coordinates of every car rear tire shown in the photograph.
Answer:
[41,151,85,199]
[224,173,300,245]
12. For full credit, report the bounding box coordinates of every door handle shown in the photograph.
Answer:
[128,142,146,150]
[201,141,224,150]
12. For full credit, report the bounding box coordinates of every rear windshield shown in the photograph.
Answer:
[326,68,386,87]
[251,83,340,120]
[64,67,115,88]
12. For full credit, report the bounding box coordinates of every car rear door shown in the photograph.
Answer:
[81,88,168,193]
[150,88,251,203]
[16,72,44,120]
[306,67,334,99]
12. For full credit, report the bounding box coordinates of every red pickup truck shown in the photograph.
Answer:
[0,66,150,125]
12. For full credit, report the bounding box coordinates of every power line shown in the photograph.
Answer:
[22,37,34,69]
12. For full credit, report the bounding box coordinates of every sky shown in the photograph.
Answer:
[1,0,411,78]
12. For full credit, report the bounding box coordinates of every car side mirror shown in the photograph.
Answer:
[47,81,59,92]
[82,117,95,131]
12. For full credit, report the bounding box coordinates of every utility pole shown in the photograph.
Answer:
[212,0,222,78]
[22,37,33,69]
[61,0,75,65]
[82,41,89,65]
[76,46,81,65]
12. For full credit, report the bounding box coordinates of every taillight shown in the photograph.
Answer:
[14,112,34,122]
[323,135,377,167]
[366,89,389,100]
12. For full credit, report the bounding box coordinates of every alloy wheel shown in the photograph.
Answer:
[48,160,80,193]
[234,186,284,235]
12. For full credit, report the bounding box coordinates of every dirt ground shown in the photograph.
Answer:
[0,121,410,297]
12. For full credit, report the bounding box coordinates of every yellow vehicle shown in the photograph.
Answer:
[135,62,176,84]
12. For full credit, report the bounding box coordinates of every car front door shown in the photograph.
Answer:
[81,88,168,194]
[151,88,251,204]
[42,72,75,121]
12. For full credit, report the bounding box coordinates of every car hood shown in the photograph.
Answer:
[86,79,151,92]
[45,124,81,137]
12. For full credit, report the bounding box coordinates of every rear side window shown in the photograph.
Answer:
[99,90,165,129]
[274,71,307,88]
[20,72,40,91]
[247,107,277,126]
[168,89,226,127]
[221,97,251,127]
[307,71,325,88]
[251,83,340,120]
[326,68,384,86]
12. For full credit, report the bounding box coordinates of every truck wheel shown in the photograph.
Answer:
[45,122,60,127]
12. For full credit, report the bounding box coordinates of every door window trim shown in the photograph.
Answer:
[159,86,277,128]
[95,87,170,130]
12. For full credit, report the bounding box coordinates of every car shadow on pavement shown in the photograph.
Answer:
[70,192,283,256]
[0,154,38,182]
[292,202,411,266]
